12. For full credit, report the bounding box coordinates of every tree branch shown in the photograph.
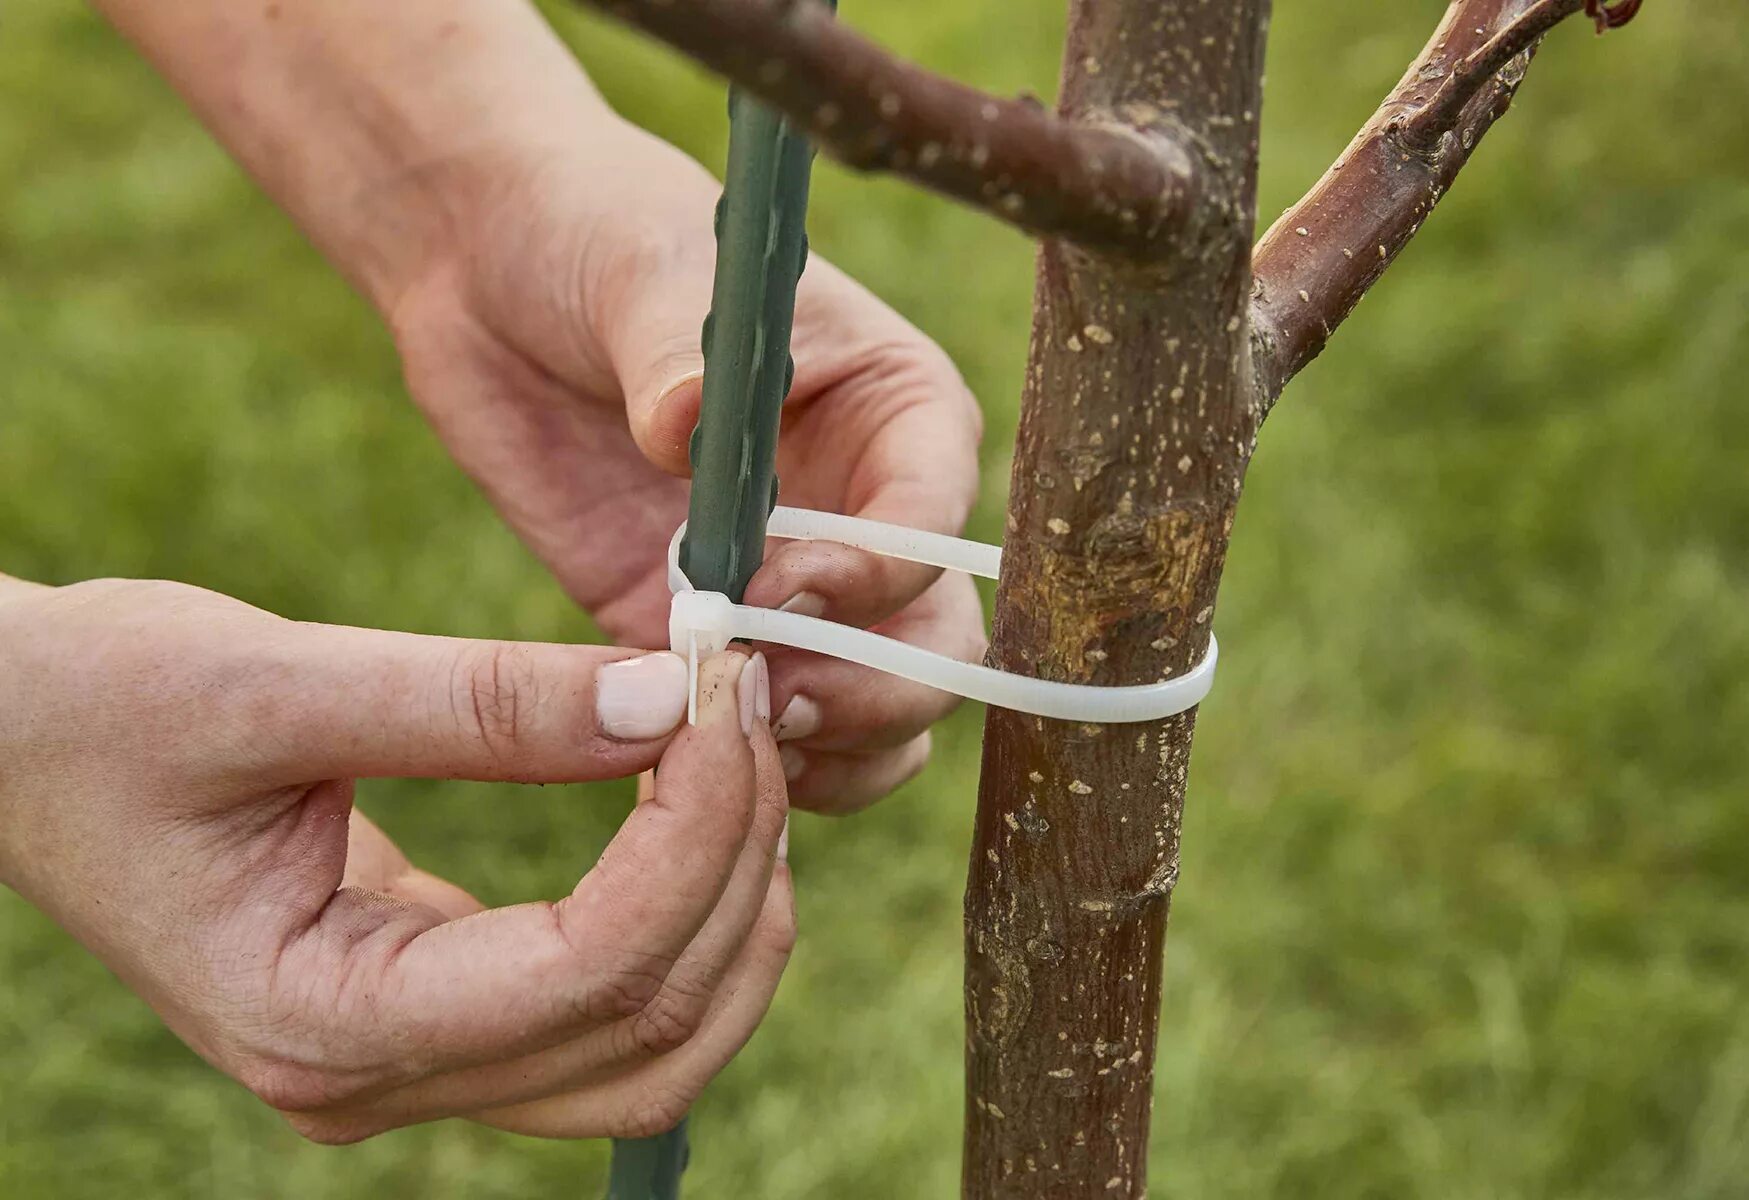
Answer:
[1250,0,1624,404]
[1403,0,1584,145]
[575,0,1202,259]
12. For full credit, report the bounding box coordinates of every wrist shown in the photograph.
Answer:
[282,64,629,319]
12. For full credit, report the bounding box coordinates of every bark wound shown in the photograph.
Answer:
[963,3,1269,1197]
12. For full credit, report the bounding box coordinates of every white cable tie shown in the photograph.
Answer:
[668,506,1217,725]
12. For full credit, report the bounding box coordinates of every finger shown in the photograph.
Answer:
[263,654,761,1102]
[469,867,797,1141]
[630,371,705,478]
[299,719,789,1128]
[607,233,898,476]
[743,351,982,630]
[597,719,785,1056]
[783,732,934,817]
[250,622,695,785]
[767,650,960,755]
[763,573,986,756]
[344,810,483,923]
[603,225,711,476]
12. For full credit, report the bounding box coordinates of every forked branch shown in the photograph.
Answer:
[1250,0,1637,404]
[575,0,1202,258]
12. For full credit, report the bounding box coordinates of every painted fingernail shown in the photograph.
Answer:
[779,745,806,782]
[777,815,791,863]
[595,652,690,741]
[778,591,828,619]
[773,694,823,743]
[737,653,769,736]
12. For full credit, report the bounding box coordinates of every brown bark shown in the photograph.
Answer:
[575,0,1201,257]
[962,2,1269,1196]
[1250,0,1591,404]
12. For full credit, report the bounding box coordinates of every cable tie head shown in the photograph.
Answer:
[669,589,736,662]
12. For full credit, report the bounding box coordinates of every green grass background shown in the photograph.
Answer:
[3,1,1746,1195]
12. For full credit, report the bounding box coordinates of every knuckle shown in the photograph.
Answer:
[920,344,986,447]
[283,1111,381,1147]
[626,972,720,1070]
[962,625,992,671]
[585,959,673,1026]
[52,578,237,638]
[627,986,707,1058]
[963,388,987,446]
[53,576,182,608]
[610,1089,695,1140]
[898,734,934,787]
[454,642,537,755]
[234,1058,362,1115]
[760,901,800,962]
[934,575,989,666]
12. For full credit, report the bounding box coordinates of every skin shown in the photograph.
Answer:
[0,575,787,1142]
[0,0,984,1142]
[97,0,989,809]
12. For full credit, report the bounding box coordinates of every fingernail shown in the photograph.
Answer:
[595,653,690,741]
[777,815,790,863]
[779,745,806,782]
[654,368,705,410]
[778,591,828,619]
[737,653,769,737]
[650,370,707,468]
[773,694,822,743]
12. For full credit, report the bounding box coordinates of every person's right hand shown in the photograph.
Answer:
[0,572,791,1143]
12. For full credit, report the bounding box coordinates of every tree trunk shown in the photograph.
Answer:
[574,2,1629,1195]
[962,2,1269,1196]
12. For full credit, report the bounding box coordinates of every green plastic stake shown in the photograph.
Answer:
[606,6,834,1197]
[676,71,826,600]
[605,1118,688,1200]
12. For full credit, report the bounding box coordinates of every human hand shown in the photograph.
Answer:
[90,0,985,813]
[0,572,791,1143]
[389,123,987,813]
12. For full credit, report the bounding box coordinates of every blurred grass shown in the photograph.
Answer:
[2,0,1746,1196]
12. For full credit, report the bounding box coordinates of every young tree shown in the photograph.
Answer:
[579,0,1642,1195]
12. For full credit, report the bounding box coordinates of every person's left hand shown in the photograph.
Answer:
[388,123,987,814]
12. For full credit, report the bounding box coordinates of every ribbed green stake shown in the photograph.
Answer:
[605,1118,688,1200]
[606,5,833,1197]
[675,84,822,601]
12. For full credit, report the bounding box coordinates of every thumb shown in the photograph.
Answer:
[251,622,692,784]
[634,368,706,479]
[607,269,707,478]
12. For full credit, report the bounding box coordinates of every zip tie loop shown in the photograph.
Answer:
[668,506,1217,725]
